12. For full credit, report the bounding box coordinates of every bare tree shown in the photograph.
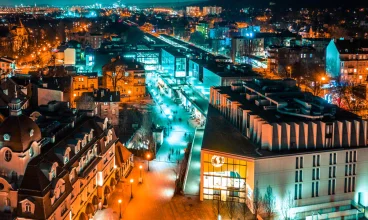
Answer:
[263,185,276,218]
[252,181,263,219]
[212,191,226,219]
[226,198,237,220]
[76,94,96,111]
[118,104,129,135]
[104,64,130,92]
[281,191,295,220]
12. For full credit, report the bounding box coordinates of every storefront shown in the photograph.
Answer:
[201,152,249,203]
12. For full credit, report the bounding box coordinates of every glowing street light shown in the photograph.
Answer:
[146,153,151,171]
[130,179,134,199]
[139,165,143,183]
[118,199,122,219]
[321,76,326,81]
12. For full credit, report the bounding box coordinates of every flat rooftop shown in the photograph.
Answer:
[202,105,365,159]
[214,81,359,124]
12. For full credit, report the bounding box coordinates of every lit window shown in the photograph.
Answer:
[3,134,10,141]
[25,203,31,212]
[4,150,12,162]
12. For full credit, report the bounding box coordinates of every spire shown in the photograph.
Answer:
[9,85,22,116]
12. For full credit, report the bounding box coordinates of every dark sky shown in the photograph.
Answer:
[1,0,366,7]
[1,0,207,6]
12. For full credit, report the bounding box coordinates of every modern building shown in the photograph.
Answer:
[196,23,210,38]
[161,48,187,84]
[200,78,368,219]
[0,98,133,220]
[202,6,222,16]
[326,39,368,83]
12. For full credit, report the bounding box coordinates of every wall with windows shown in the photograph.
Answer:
[253,148,368,217]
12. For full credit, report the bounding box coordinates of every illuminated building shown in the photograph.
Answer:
[102,57,146,100]
[202,6,222,16]
[326,39,368,83]
[196,23,209,38]
[186,6,200,16]
[0,99,132,219]
[71,73,98,104]
[0,57,16,76]
[200,78,368,219]
[161,48,187,84]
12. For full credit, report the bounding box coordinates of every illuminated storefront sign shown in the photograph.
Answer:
[211,155,225,167]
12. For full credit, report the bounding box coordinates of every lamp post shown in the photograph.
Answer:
[128,90,131,101]
[139,165,143,183]
[287,66,292,78]
[130,179,134,199]
[146,153,151,171]
[118,199,122,219]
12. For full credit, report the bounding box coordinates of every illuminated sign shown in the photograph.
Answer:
[211,155,225,167]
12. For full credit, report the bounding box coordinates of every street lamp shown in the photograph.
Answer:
[139,165,143,183]
[118,199,122,219]
[146,153,151,171]
[128,90,131,101]
[130,179,134,199]
[287,66,292,78]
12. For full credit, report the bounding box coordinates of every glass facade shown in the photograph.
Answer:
[203,152,247,202]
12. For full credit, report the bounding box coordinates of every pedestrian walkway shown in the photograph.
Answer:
[146,72,196,163]
[96,157,217,220]
[183,128,204,195]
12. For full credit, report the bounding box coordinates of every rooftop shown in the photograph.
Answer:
[213,79,359,124]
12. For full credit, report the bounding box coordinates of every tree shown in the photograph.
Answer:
[212,191,226,219]
[189,31,206,45]
[280,191,295,220]
[226,198,237,219]
[104,64,130,92]
[252,181,263,219]
[263,185,276,218]
[76,94,96,111]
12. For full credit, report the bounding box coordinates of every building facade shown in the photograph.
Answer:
[0,98,133,220]
[200,79,368,219]
[102,57,146,100]
[326,39,368,83]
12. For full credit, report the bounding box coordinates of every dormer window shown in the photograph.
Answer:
[29,129,34,137]
[29,147,34,157]
[25,203,31,212]
[3,134,10,141]
[4,150,12,162]
[64,154,69,164]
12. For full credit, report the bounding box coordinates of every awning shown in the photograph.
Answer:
[85,203,95,214]
[79,213,88,220]
[92,196,99,205]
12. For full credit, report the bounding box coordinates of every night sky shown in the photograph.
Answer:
[0,0,366,7]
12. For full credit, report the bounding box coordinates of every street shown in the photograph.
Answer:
[97,158,216,220]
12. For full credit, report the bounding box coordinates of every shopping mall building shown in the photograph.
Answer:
[200,79,368,219]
